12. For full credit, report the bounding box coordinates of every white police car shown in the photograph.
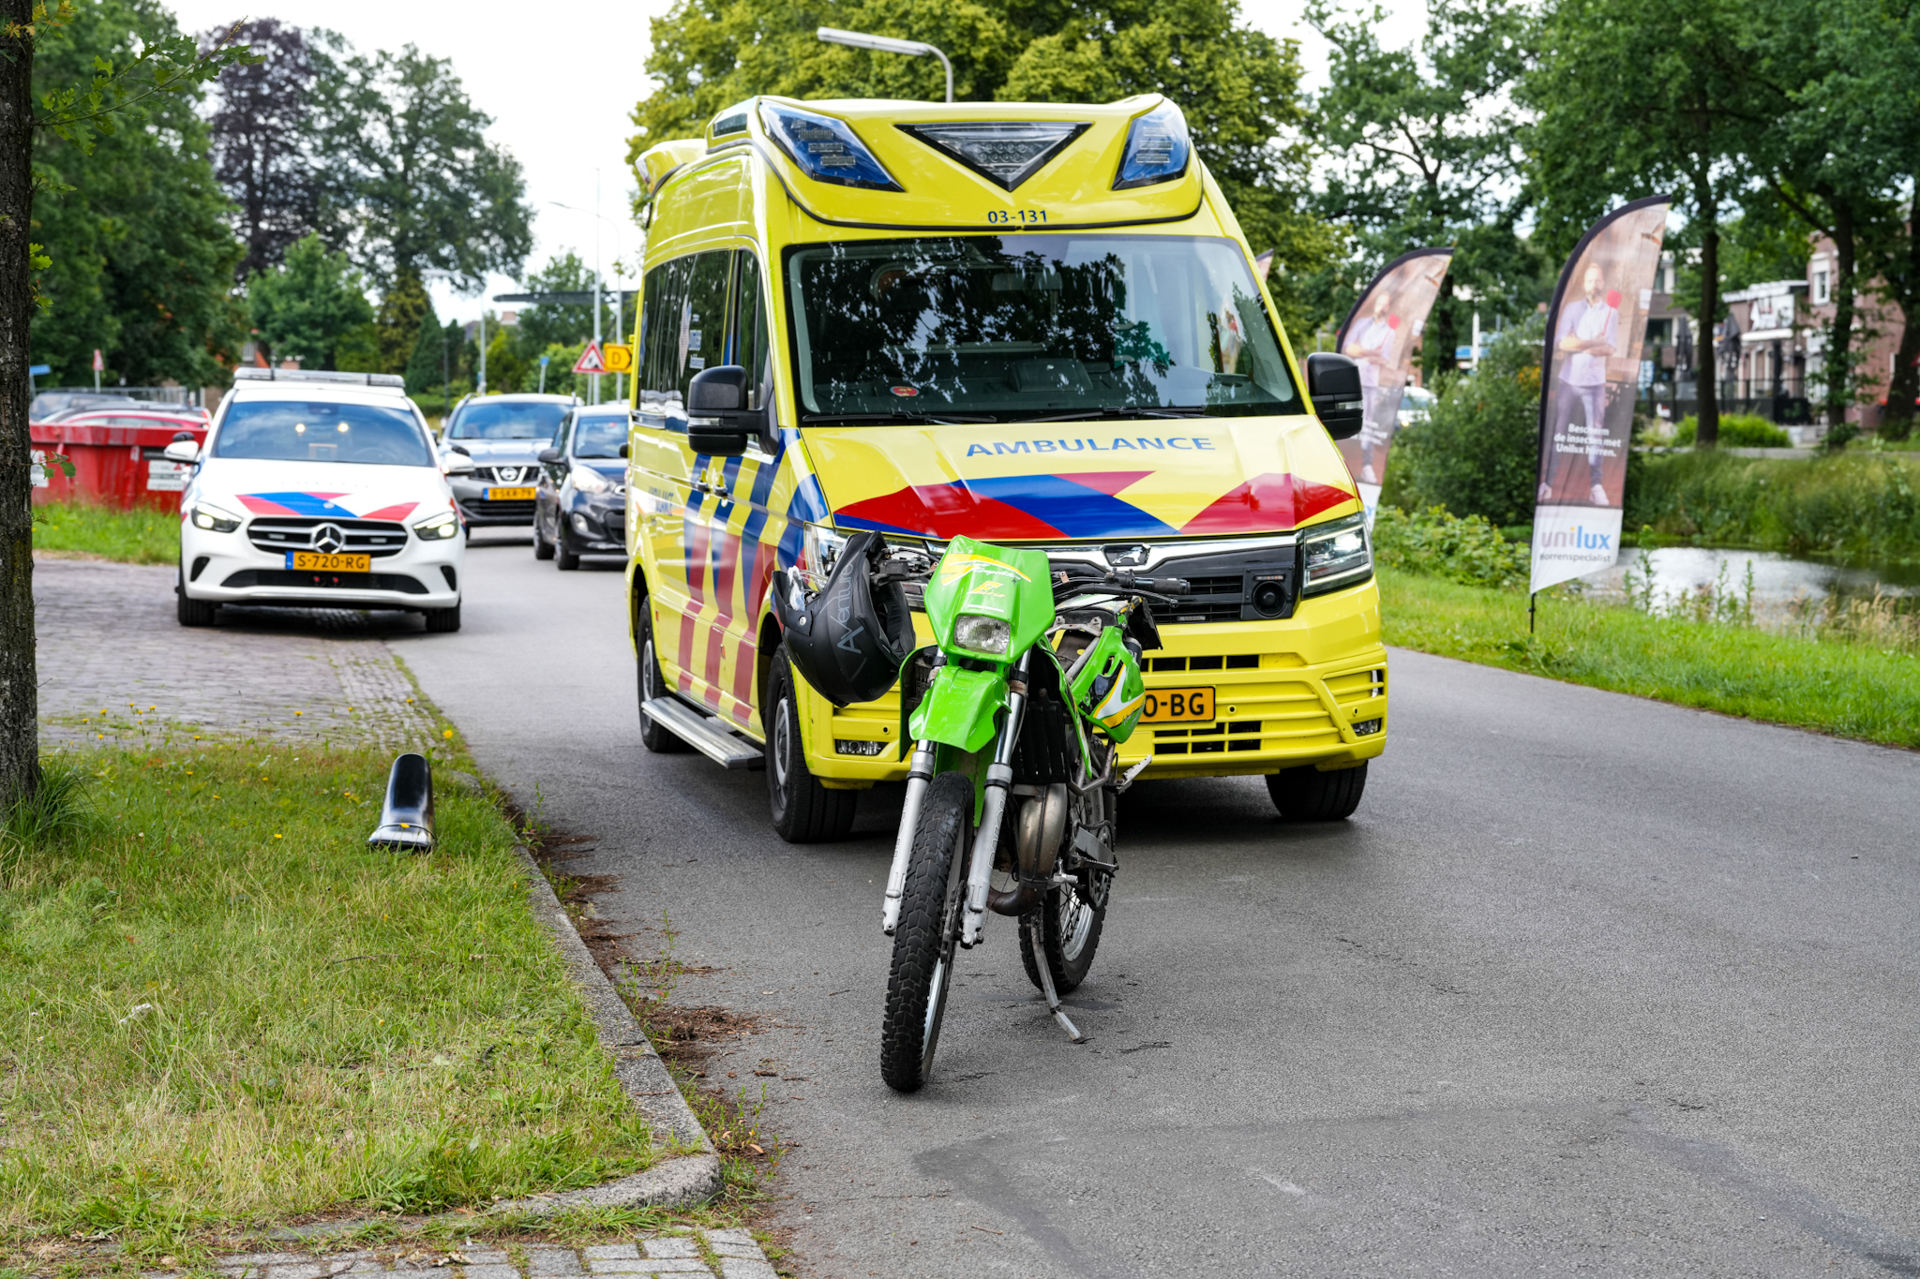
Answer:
[171,369,472,631]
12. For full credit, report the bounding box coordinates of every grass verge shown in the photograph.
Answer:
[0,742,659,1254]
[1379,567,1920,750]
[31,501,179,565]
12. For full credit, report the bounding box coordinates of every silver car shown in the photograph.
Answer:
[438,393,579,528]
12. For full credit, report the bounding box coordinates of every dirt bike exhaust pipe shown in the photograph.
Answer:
[986,782,1068,916]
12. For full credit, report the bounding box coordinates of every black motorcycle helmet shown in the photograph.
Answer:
[770,530,917,707]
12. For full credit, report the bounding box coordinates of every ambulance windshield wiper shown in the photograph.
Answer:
[802,411,1000,425]
[1023,405,1208,422]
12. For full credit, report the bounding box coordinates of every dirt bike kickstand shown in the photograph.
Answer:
[1025,913,1086,1042]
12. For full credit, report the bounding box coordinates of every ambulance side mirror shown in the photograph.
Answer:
[688,365,751,457]
[1306,353,1365,440]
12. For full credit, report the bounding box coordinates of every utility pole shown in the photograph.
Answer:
[592,168,603,407]
[477,312,487,395]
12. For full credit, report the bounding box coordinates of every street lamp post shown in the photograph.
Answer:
[817,26,953,103]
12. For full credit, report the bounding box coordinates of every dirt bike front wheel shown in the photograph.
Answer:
[880,772,974,1092]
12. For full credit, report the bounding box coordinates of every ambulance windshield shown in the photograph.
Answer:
[786,235,1302,422]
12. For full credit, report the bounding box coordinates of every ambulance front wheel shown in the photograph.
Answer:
[637,608,689,754]
[765,644,858,844]
[1266,761,1368,821]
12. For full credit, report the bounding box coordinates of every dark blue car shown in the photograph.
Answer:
[533,405,629,569]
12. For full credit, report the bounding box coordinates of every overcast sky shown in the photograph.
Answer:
[171,0,1427,324]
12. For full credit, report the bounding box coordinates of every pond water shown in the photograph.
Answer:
[1582,547,1920,623]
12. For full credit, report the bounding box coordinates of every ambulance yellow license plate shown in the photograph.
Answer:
[486,486,536,501]
[287,551,370,572]
[1140,687,1214,724]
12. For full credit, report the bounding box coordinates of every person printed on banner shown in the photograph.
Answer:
[1540,263,1621,506]
[1341,291,1400,484]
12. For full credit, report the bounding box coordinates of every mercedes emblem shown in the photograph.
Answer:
[313,523,347,554]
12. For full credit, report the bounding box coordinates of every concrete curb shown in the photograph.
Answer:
[509,844,723,1215]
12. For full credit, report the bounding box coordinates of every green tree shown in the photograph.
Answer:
[402,301,445,395]
[1523,0,1766,449]
[628,0,1334,334]
[29,0,246,388]
[2,1,249,810]
[1789,0,1920,440]
[1744,0,1906,432]
[1306,0,1543,379]
[248,231,375,369]
[312,40,532,291]
[375,269,429,374]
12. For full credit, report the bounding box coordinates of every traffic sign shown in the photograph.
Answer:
[92,349,104,372]
[603,343,633,374]
[572,342,607,375]
[28,364,49,376]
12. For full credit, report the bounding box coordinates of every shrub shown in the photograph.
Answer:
[1372,505,1530,591]
[1671,414,1792,448]
[1624,449,1920,561]
[1387,315,1544,527]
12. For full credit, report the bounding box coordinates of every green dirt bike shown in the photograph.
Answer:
[869,535,1182,1092]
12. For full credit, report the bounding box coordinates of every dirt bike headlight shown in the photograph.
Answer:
[952,613,1010,655]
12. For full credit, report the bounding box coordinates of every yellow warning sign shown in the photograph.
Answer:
[603,343,634,374]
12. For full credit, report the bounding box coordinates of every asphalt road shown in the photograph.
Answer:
[396,533,1920,1279]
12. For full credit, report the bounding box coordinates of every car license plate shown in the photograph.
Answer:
[485,486,535,501]
[1140,687,1214,724]
[287,551,370,572]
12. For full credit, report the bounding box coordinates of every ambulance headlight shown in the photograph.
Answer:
[1301,514,1372,596]
[759,102,902,192]
[797,523,849,591]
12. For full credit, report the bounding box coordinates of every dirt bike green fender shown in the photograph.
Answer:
[907,664,1007,755]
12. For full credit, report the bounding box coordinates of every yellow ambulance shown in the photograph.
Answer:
[626,94,1386,842]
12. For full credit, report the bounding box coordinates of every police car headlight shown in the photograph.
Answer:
[797,523,848,591]
[1301,513,1372,595]
[190,502,242,533]
[412,510,461,541]
[953,613,1010,655]
[570,464,612,495]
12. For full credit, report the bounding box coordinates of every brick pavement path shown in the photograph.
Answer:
[34,557,436,750]
[155,1234,776,1279]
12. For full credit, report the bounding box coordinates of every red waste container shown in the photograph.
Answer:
[31,408,210,512]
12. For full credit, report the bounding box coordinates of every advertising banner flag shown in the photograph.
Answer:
[1333,248,1452,521]
[1530,194,1671,595]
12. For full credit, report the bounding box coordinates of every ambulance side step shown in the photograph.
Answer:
[642,697,765,770]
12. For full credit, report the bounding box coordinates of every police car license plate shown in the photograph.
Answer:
[287,551,370,572]
[1140,687,1214,724]
[485,486,536,501]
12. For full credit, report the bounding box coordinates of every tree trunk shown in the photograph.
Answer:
[1879,193,1919,442]
[0,0,39,810]
[1695,193,1721,450]
[1826,200,1857,431]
